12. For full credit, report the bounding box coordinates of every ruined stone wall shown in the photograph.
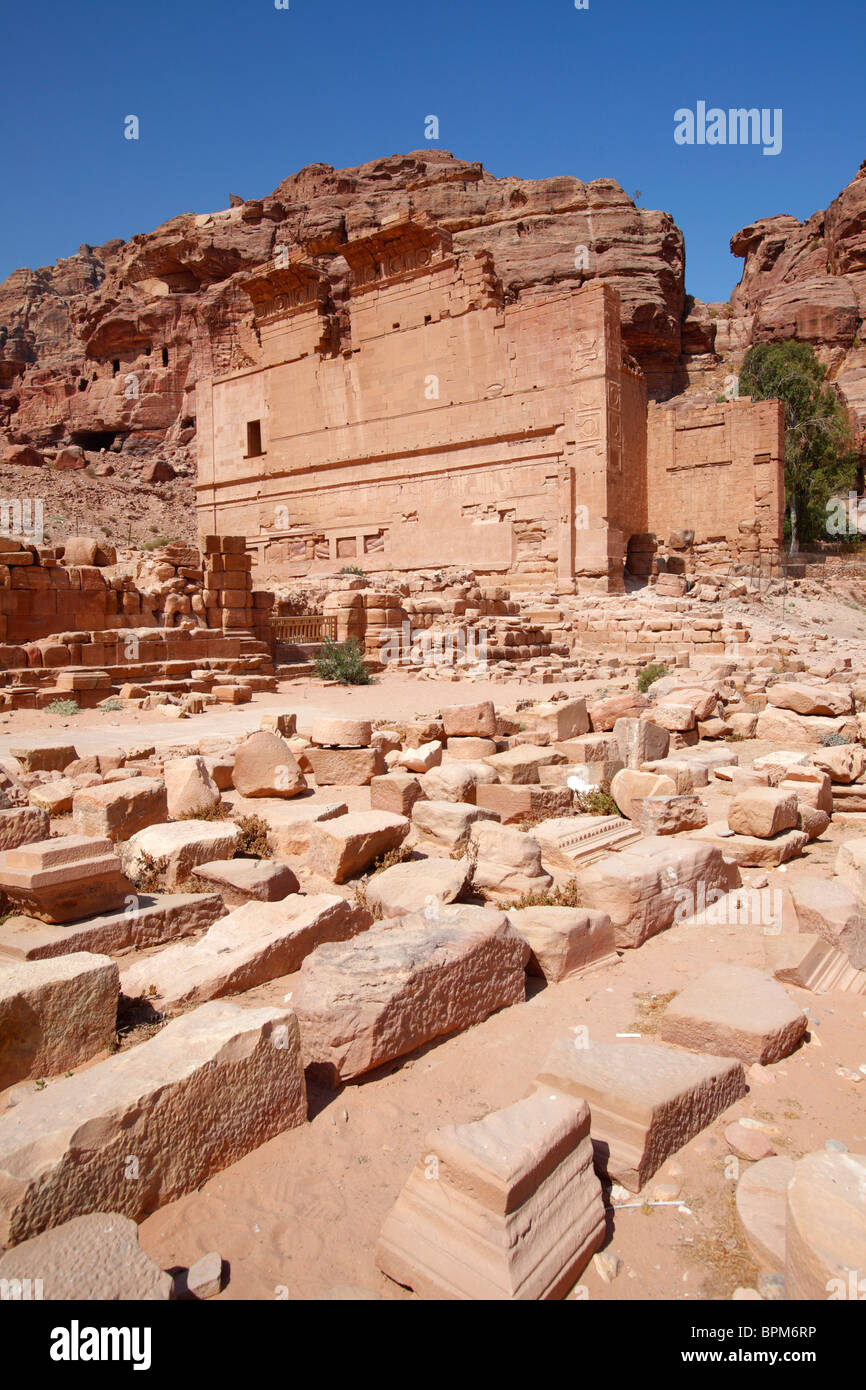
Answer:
[0,534,272,651]
[645,397,784,567]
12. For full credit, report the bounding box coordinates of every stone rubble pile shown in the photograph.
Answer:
[0,662,863,1301]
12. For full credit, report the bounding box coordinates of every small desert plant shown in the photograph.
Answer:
[509,878,584,911]
[637,662,669,694]
[352,880,384,920]
[337,564,365,577]
[142,535,176,550]
[820,731,849,747]
[234,813,274,858]
[314,636,372,685]
[45,698,80,716]
[190,800,233,821]
[369,844,414,876]
[573,787,622,817]
[131,851,168,893]
[99,698,123,712]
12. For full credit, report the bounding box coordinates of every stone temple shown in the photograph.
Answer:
[195,215,784,593]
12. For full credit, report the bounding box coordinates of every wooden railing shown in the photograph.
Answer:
[272,614,338,644]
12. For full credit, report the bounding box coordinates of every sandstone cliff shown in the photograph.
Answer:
[681,161,866,449]
[0,149,685,489]
[1,148,864,542]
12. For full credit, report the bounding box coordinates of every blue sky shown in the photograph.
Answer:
[1,0,863,302]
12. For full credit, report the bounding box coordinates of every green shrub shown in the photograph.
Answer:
[637,662,669,694]
[820,731,849,747]
[99,698,123,712]
[45,698,80,716]
[337,564,365,577]
[573,787,622,817]
[739,341,857,548]
[314,637,372,685]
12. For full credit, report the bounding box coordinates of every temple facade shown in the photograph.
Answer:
[195,216,784,591]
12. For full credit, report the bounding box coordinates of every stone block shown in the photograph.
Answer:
[0,835,134,924]
[786,1152,866,1301]
[190,857,299,907]
[307,747,386,786]
[398,740,443,773]
[0,952,118,1087]
[0,808,50,853]
[587,693,649,732]
[10,743,77,774]
[474,783,573,825]
[728,788,799,840]
[232,732,307,798]
[376,1091,605,1299]
[483,745,565,785]
[28,780,75,816]
[72,778,168,842]
[293,907,529,1084]
[736,1157,795,1271]
[768,682,853,717]
[638,794,707,835]
[790,877,866,969]
[576,839,739,949]
[506,906,616,982]
[422,762,497,804]
[370,773,423,817]
[661,964,807,1064]
[0,1212,173,1300]
[691,822,808,869]
[120,895,369,1009]
[536,1038,745,1191]
[812,743,866,784]
[613,716,670,769]
[441,701,496,738]
[0,999,306,1247]
[163,757,220,820]
[307,810,410,883]
[532,698,589,742]
[0,893,225,962]
[468,821,552,903]
[243,799,347,857]
[122,820,241,890]
[610,768,677,820]
[363,857,468,919]
[411,800,499,854]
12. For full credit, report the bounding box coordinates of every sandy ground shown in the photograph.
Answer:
[0,669,602,760]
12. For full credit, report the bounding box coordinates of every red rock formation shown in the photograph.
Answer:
[684,162,866,449]
[3,148,864,506]
[0,151,685,474]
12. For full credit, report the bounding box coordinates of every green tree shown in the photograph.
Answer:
[738,341,858,550]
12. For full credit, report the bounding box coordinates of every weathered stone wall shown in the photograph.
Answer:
[196,221,652,593]
[645,397,784,567]
[0,534,272,652]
